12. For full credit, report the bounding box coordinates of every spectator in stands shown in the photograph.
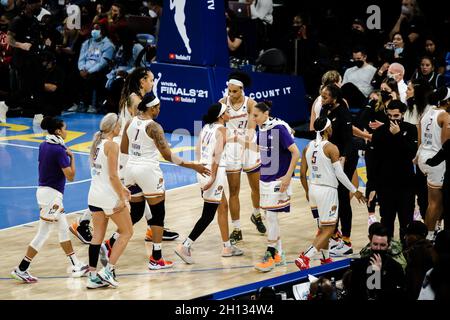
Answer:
[96,2,127,46]
[38,50,64,117]
[387,62,408,103]
[371,100,417,242]
[77,22,115,113]
[341,46,377,109]
[384,32,414,77]
[247,0,273,55]
[344,222,406,300]
[403,220,434,300]
[410,56,446,90]
[147,0,163,43]
[105,27,143,112]
[370,49,395,90]
[422,35,446,75]
[6,0,44,118]
[389,0,425,48]
[308,277,337,300]
[226,9,246,61]
[418,230,450,300]
[0,11,13,96]
[359,222,407,272]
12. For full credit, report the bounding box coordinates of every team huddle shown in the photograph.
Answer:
[10,69,368,289]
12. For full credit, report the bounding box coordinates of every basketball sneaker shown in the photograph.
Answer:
[368,213,377,226]
[69,220,92,244]
[11,267,38,283]
[295,253,310,270]
[174,244,194,264]
[99,240,112,267]
[148,256,174,270]
[98,266,118,288]
[145,228,180,242]
[329,231,342,249]
[229,229,243,245]
[330,240,353,257]
[251,214,266,234]
[274,251,286,266]
[254,251,275,272]
[221,245,244,257]
[71,263,89,278]
[86,274,108,289]
[320,257,333,265]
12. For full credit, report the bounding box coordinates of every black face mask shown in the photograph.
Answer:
[322,103,334,112]
[407,96,415,108]
[355,60,364,68]
[380,90,392,103]
[371,249,388,259]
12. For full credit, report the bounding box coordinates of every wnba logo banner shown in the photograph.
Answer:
[157,0,228,67]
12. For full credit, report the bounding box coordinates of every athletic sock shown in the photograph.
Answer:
[18,256,32,272]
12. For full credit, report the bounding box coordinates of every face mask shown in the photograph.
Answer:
[387,73,396,80]
[91,29,101,40]
[371,249,387,259]
[355,60,364,68]
[401,5,412,16]
[394,47,403,56]
[322,103,334,112]
[380,91,392,103]
[149,9,158,18]
[406,96,415,108]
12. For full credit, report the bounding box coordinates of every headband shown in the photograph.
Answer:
[218,103,227,117]
[227,79,244,87]
[146,97,160,108]
[315,118,332,143]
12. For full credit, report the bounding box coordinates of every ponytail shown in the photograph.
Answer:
[255,100,272,114]
[89,113,119,165]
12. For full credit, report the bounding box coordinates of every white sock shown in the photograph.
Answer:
[252,208,260,217]
[153,243,162,251]
[232,220,241,230]
[183,238,193,248]
[106,262,115,270]
[79,209,92,223]
[89,270,97,277]
[304,245,318,258]
[277,239,282,254]
[223,240,231,248]
[320,249,330,260]
[67,252,80,266]
[426,231,435,240]
[111,232,120,240]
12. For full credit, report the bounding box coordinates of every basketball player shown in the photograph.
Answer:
[417,93,450,240]
[242,101,299,273]
[175,103,244,264]
[219,71,266,244]
[86,113,133,289]
[11,117,88,283]
[296,117,366,270]
[121,94,209,269]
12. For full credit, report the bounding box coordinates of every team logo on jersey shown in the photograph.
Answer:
[329,205,337,216]
[215,185,223,196]
[157,178,164,190]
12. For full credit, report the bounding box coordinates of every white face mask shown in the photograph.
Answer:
[401,5,412,16]
[149,9,157,18]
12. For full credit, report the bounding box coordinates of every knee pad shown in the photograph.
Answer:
[144,201,152,221]
[30,220,52,251]
[266,211,279,241]
[58,214,70,242]
[130,201,146,225]
[148,200,165,227]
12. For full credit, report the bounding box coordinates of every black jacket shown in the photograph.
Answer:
[320,104,353,158]
[371,120,418,189]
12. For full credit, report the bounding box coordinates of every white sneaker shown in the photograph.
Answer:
[330,240,353,257]
[11,267,38,283]
[368,214,377,226]
[99,242,110,267]
[413,209,423,222]
[329,237,340,249]
[174,243,194,264]
[221,245,244,257]
[97,267,118,288]
[66,104,79,112]
[33,114,44,126]
[71,263,89,278]
[86,274,109,289]
[0,101,8,123]
[86,105,97,113]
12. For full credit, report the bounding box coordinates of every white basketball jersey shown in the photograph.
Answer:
[226,96,249,136]
[199,123,226,166]
[305,140,338,188]
[420,107,445,153]
[126,117,160,166]
[89,140,119,202]
[118,93,138,138]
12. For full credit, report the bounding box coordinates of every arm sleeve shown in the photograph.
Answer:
[333,161,357,193]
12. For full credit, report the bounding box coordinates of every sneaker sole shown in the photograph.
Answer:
[254,265,274,272]
[148,263,174,270]
[329,249,353,257]
[11,273,37,283]
[174,250,194,264]
[69,226,91,245]
[72,269,89,278]
[86,283,109,289]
